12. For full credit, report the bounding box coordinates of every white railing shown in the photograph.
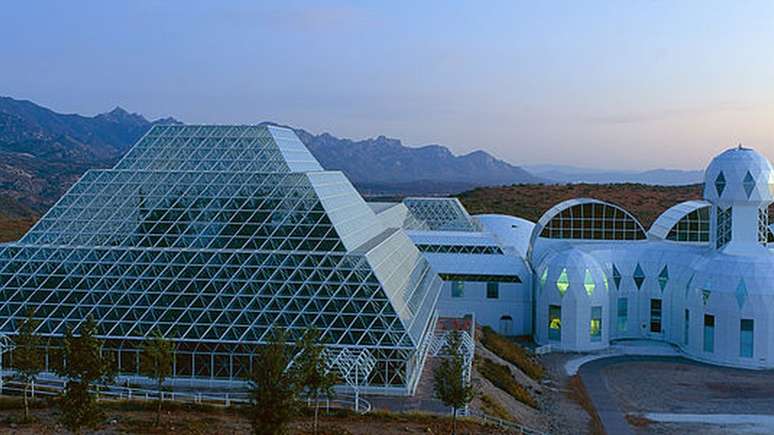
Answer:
[0,377,370,413]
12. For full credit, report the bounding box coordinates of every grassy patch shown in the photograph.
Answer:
[480,326,544,380]
[479,393,511,421]
[477,357,537,408]
[567,375,604,435]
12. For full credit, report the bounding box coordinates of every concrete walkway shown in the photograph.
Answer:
[564,341,681,435]
[645,413,774,432]
[578,357,636,435]
[565,339,680,376]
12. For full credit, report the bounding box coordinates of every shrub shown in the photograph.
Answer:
[480,326,544,380]
[479,394,511,421]
[477,357,537,408]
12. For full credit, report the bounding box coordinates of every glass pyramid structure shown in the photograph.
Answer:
[0,125,442,393]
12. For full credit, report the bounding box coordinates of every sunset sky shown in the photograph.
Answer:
[3,0,774,170]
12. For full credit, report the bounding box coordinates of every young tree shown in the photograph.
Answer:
[12,308,44,421]
[433,330,476,435]
[247,328,301,435]
[56,316,114,433]
[140,329,174,427]
[294,328,338,435]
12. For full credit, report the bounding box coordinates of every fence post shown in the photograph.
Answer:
[225,393,230,407]
[31,379,35,399]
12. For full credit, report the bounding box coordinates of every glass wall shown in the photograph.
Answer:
[650,299,662,333]
[704,314,715,353]
[590,306,602,342]
[548,305,561,341]
[740,319,754,358]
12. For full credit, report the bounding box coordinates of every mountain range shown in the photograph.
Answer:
[0,96,542,219]
[524,164,704,186]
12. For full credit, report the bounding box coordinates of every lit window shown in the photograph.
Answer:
[590,306,602,341]
[451,281,464,298]
[617,297,628,333]
[584,269,595,296]
[704,314,715,353]
[740,319,754,358]
[556,268,569,297]
[548,305,561,341]
[486,282,499,299]
[650,299,662,333]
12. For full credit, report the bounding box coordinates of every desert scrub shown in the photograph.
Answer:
[479,393,511,420]
[480,326,544,380]
[477,357,537,408]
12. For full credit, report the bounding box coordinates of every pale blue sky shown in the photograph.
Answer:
[3,1,774,170]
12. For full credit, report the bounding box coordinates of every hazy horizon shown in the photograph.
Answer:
[3,1,774,171]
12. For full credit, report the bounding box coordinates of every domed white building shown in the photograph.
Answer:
[527,146,774,368]
[372,145,774,370]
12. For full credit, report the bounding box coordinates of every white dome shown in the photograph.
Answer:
[536,247,609,302]
[703,146,774,203]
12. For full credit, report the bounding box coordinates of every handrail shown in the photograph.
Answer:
[0,378,370,413]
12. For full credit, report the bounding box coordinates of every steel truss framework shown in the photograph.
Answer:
[0,125,442,393]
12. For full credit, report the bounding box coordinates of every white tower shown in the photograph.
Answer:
[704,146,774,255]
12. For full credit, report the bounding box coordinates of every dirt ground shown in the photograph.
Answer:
[601,357,774,434]
[534,352,596,435]
[0,403,512,434]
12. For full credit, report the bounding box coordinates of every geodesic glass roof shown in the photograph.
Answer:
[0,125,442,353]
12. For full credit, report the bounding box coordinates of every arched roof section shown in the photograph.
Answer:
[648,200,711,242]
[530,198,647,246]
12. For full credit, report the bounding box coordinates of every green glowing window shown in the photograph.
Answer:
[556,268,569,297]
[584,269,595,296]
[548,305,561,341]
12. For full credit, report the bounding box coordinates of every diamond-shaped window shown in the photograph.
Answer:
[715,171,726,197]
[736,279,748,309]
[633,263,645,290]
[584,269,595,296]
[539,267,548,292]
[602,272,609,291]
[557,268,569,297]
[702,289,711,306]
[612,264,622,290]
[658,265,669,292]
[743,171,755,198]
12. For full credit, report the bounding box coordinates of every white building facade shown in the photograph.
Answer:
[374,146,774,370]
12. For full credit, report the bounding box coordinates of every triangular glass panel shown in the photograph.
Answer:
[612,264,622,290]
[715,171,726,196]
[584,269,595,297]
[658,265,669,292]
[743,171,755,198]
[556,268,570,297]
[540,267,548,292]
[633,263,645,290]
